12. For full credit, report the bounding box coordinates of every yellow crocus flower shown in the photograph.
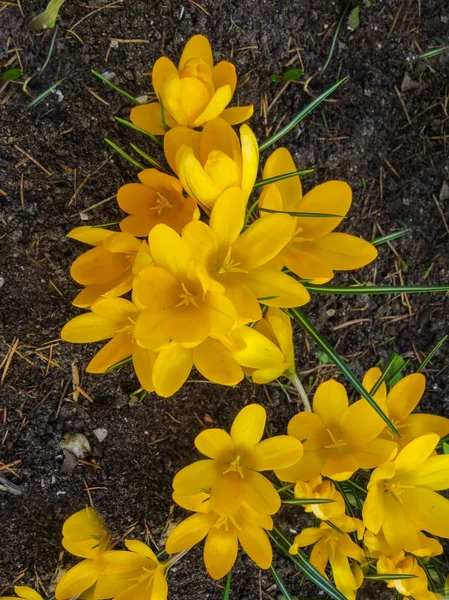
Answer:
[364,528,443,559]
[173,404,303,516]
[61,506,111,558]
[1,587,43,600]
[259,147,378,282]
[363,433,449,552]
[377,552,442,600]
[131,34,253,134]
[164,117,259,211]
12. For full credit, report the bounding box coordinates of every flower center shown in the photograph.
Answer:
[222,455,244,478]
[151,192,172,216]
[218,247,248,275]
[291,225,313,244]
[115,318,136,341]
[175,282,199,308]
[385,481,415,503]
[324,428,347,449]
[214,514,240,531]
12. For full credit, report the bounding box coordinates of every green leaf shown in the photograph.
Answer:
[417,46,449,60]
[443,440,449,455]
[114,117,163,147]
[27,77,65,109]
[222,571,232,600]
[282,498,336,505]
[259,207,344,218]
[417,335,448,373]
[315,350,331,364]
[288,308,398,436]
[348,6,360,30]
[372,229,410,246]
[92,70,141,106]
[380,353,406,387]
[270,565,294,600]
[104,138,144,170]
[129,143,171,174]
[304,283,449,295]
[253,168,314,188]
[270,68,304,83]
[29,0,65,30]
[259,77,348,152]
[1,68,22,81]
[365,574,418,581]
[270,74,283,83]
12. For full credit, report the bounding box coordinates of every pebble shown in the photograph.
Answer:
[93,428,108,443]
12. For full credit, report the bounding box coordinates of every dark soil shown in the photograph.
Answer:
[1,0,449,598]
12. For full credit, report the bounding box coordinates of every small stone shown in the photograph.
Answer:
[0,277,4,289]
[61,432,91,459]
[439,181,449,202]
[80,213,90,221]
[93,428,108,443]
[326,309,336,317]
[401,72,419,92]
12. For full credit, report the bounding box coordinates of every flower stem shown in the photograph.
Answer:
[164,548,191,570]
[288,372,312,412]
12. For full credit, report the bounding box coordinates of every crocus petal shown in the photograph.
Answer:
[329,551,357,600]
[245,436,303,471]
[404,486,449,538]
[243,470,280,515]
[395,433,440,475]
[124,539,158,563]
[244,267,310,307]
[87,332,134,373]
[182,220,218,270]
[386,373,426,423]
[71,246,129,286]
[169,305,212,345]
[173,459,224,495]
[152,56,177,97]
[166,511,216,554]
[130,103,167,136]
[367,461,396,489]
[240,503,273,529]
[322,454,359,481]
[262,148,302,212]
[203,149,240,190]
[179,34,213,69]
[61,313,118,343]
[240,124,259,201]
[193,338,243,386]
[193,85,233,127]
[132,267,179,311]
[134,308,171,351]
[212,61,237,94]
[295,181,351,239]
[292,527,324,547]
[362,367,387,402]
[152,344,193,397]
[313,379,349,431]
[163,76,210,126]
[402,413,449,440]
[283,247,334,284]
[112,581,149,600]
[210,470,244,515]
[237,522,272,569]
[400,455,449,490]
[351,438,397,469]
[223,280,262,326]
[266,306,294,361]
[90,297,138,322]
[177,146,222,209]
[299,233,378,270]
[200,118,242,167]
[195,428,235,462]
[210,187,246,251]
[250,364,286,385]
[67,226,114,246]
[152,566,169,600]
[172,490,211,513]
[362,484,386,534]
[220,105,254,125]
[117,182,157,218]
[230,403,266,452]
[62,508,105,545]
[132,345,156,392]
[55,560,99,600]
[164,126,202,174]
[232,325,284,368]
[13,587,43,600]
[382,493,423,551]
[149,224,191,279]
[72,282,119,308]
[287,412,330,450]
[339,398,390,444]
[275,451,325,483]
[204,522,238,580]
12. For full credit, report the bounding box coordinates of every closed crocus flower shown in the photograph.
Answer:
[61,507,111,558]
[377,552,441,600]
[130,35,253,134]
[61,297,157,392]
[166,492,273,581]
[173,404,303,516]
[68,226,152,308]
[364,528,443,559]
[1,587,43,600]
[117,169,199,237]
[363,433,449,552]
[259,148,377,282]
[275,374,398,483]
[164,118,259,211]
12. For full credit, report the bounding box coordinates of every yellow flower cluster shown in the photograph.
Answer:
[61,35,377,398]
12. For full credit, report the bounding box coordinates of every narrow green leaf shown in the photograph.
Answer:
[1,68,22,81]
[282,498,336,505]
[288,308,399,436]
[322,1,351,73]
[442,440,449,455]
[257,295,280,301]
[41,25,59,74]
[92,70,141,105]
[370,355,409,395]
[259,207,344,218]
[417,335,448,373]
[372,229,410,246]
[114,116,163,147]
[129,143,171,174]
[29,0,65,30]
[253,168,314,188]
[304,284,449,295]
[259,77,348,152]
[27,77,65,108]
[270,565,294,600]
[222,571,232,600]
[417,46,449,60]
[364,574,418,581]
[104,138,144,170]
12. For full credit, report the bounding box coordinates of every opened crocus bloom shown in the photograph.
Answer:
[182,187,310,325]
[68,226,152,308]
[164,118,258,210]
[118,169,199,237]
[130,34,253,134]
[61,297,157,392]
[275,374,398,482]
[363,433,449,552]
[61,507,111,558]
[259,148,377,283]
[1,587,43,600]
[173,404,303,515]
[377,552,441,600]
[167,491,272,580]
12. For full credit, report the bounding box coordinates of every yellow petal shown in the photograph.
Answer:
[193,85,233,127]
[212,61,237,94]
[70,246,129,286]
[382,492,423,551]
[203,149,240,191]
[262,148,302,212]
[72,282,118,309]
[204,522,238,580]
[14,587,43,600]
[210,187,246,251]
[162,76,209,126]
[193,338,243,386]
[292,527,324,547]
[205,292,237,338]
[339,398,389,445]
[210,470,245,515]
[300,233,378,271]
[367,461,396,489]
[151,566,169,600]
[220,105,254,125]
[67,226,114,246]
[164,126,202,174]
[386,373,426,424]
[250,364,286,385]
[400,455,449,491]
[403,487,449,538]
[172,490,211,513]
[134,308,171,351]
[132,240,153,275]
[395,433,439,474]
[362,484,385,534]
[223,280,262,326]
[169,304,212,345]
[130,103,166,136]
[266,306,294,363]
[124,539,158,563]
[195,428,235,462]
[295,181,352,238]
[243,267,310,308]
[237,521,272,569]
[329,550,358,599]
[149,224,191,279]
[132,266,179,311]
[232,326,284,369]
[240,124,259,201]
[288,411,330,450]
[200,118,242,168]
[91,298,138,322]
[362,367,387,401]
[321,454,359,481]
[117,182,156,218]
[152,56,177,97]
[173,460,224,495]
[177,146,222,210]
[132,345,157,392]
[230,404,266,452]
[243,469,280,514]
[352,438,397,469]
[283,247,334,283]
[55,560,99,600]
[86,333,133,373]
[402,413,449,440]
[179,35,213,70]
[61,313,118,343]
[166,511,216,554]
[245,436,303,471]
[152,344,193,397]
[275,451,325,483]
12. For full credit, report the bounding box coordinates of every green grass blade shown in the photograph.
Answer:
[304,284,449,295]
[282,498,336,505]
[417,335,448,373]
[104,138,144,169]
[370,356,410,395]
[129,143,171,174]
[321,1,351,73]
[92,70,141,105]
[270,565,294,600]
[364,574,418,581]
[269,529,347,600]
[417,46,449,60]
[253,169,315,188]
[259,77,348,152]
[114,117,163,147]
[27,77,65,108]
[41,25,59,74]
[372,229,410,246]
[288,308,398,436]
[222,571,232,600]
[259,207,344,218]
